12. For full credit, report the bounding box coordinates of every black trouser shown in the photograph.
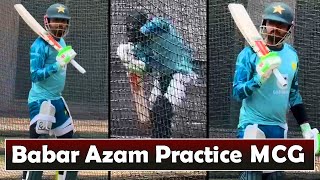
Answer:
[150,73,174,138]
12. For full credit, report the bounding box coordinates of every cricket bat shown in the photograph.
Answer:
[228,3,287,87]
[128,72,150,126]
[14,4,86,74]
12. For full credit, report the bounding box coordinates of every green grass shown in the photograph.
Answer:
[0,137,4,147]
[0,155,4,166]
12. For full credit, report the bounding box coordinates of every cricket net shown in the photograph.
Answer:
[209,0,320,179]
[110,0,206,179]
[1,0,108,179]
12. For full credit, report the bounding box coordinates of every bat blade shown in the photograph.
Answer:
[14,4,86,74]
[128,72,150,127]
[228,3,287,87]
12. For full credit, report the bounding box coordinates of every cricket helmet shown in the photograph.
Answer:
[126,11,148,43]
[262,2,294,25]
[44,3,71,38]
[260,2,294,46]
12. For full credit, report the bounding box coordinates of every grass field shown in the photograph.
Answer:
[0,118,107,138]
[0,117,108,179]
[0,118,205,179]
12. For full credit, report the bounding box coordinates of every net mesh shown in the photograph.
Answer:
[209,0,320,179]
[110,0,206,179]
[3,0,318,178]
[0,0,108,179]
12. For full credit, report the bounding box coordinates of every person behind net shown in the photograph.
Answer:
[22,3,78,180]
[232,2,320,180]
[117,11,198,138]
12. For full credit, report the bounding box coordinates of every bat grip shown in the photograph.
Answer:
[273,68,287,87]
[70,59,86,74]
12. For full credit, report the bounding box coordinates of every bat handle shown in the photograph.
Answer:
[273,68,287,87]
[70,59,86,74]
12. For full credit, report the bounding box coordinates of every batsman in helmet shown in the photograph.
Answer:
[117,11,198,138]
[22,3,78,180]
[232,2,320,179]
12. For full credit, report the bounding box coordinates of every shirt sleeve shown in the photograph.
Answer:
[140,17,170,35]
[133,43,155,73]
[232,47,261,102]
[30,41,60,83]
[289,62,308,124]
[289,62,303,107]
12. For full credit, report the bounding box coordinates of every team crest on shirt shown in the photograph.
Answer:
[292,62,297,71]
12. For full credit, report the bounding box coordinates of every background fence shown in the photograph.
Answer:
[2,0,318,179]
[110,0,206,179]
[209,0,320,179]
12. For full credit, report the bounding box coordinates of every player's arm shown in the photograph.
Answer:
[142,48,154,73]
[30,43,61,83]
[290,63,320,154]
[31,41,76,83]
[140,17,170,35]
[117,43,149,75]
[289,64,312,132]
[232,48,260,101]
[289,63,308,125]
[232,47,282,101]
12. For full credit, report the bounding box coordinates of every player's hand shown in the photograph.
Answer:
[56,46,77,67]
[189,71,199,85]
[301,123,320,155]
[117,43,145,75]
[126,60,146,76]
[117,43,132,62]
[255,51,281,85]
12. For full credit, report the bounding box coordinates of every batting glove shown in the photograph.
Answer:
[255,51,281,86]
[301,123,320,155]
[56,46,77,67]
[117,43,146,76]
